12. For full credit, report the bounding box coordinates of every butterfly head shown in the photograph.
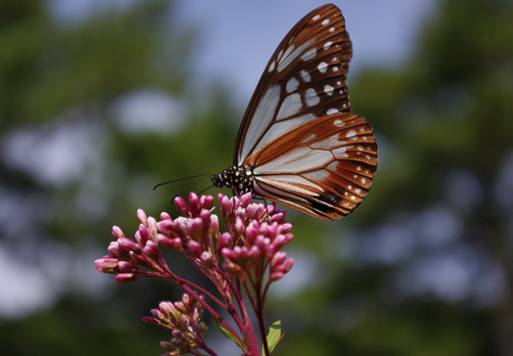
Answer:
[211,165,254,195]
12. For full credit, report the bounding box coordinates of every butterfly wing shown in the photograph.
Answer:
[234,4,353,166]
[252,113,377,220]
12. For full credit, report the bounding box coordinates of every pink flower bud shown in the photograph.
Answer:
[136,209,147,224]
[138,225,150,241]
[147,217,158,238]
[249,245,261,258]
[187,240,202,257]
[157,234,181,250]
[200,195,214,209]
[239,193,252,208]
[117,237,140,252]
[111,225,125,239]
[115,273,136,282]
[270,271,284,281]
[221,247,236,260]
[117,260,134,272]
[234,217,244,235]
[143,240,159,256]
[200,251,213,264]
[107,241,120,257]
[256,235,270,251]
[209,215,219,234]
[272,234,287,248]
[220,195,233,214]
[270,212,285,223]
[95,256,118,272]
[219,232,232,249]
[271,252,287,268]
[188,192,199,215]
[199,210,211,229]
[245,223,257,244]
[173,196,188,215]
[281,223,292,233]
[280,258,294,273]
[157,219,174,233]
[160,212,172,220]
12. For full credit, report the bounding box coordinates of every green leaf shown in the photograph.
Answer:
[262,320,284,355]
[211,317,247,352]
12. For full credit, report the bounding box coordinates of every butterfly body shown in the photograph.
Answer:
[211,165,254,195]
[214,4,377,220]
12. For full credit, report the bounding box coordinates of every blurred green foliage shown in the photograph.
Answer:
[1,0,512,355]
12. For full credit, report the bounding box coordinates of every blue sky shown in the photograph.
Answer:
[51,0,436,104]
[177,0,435,103]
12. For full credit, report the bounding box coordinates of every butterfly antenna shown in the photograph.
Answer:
[197,183,215,196]
[153,173,216,191]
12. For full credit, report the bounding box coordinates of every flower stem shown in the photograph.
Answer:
[256,282,270,356]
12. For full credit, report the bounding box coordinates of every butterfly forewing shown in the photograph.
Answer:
[235,4,353,166]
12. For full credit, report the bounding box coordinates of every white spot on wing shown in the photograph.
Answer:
[346,130,356,138]
[300,70,311,82]
[312,14,321,21]
[334,119,344,126]
[305,88,320,107]
[268,61,275,72]
[321,18,330,25]
[317,61,328,73]
[301,47,317,62]
[324,85,334,96]
[327,108,339,115]
[254,147,333,174]
[333,146,353,159]
[324,41,333,50]
[286,78,299,93]
[276,93,302,120]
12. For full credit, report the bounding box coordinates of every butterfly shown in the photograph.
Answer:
[211,4,377,220]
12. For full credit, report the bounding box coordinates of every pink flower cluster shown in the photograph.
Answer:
[143,293,210,356]
[95,193,294,356]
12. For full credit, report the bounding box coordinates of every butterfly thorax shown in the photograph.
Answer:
[211,165,254,195]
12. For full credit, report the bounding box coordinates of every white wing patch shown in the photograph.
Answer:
[239,85,281,162]
[254,146,332,174]
[256,175,320,196]
[276,93,302,120]
[286,77,300,93]
[310,133,347,150]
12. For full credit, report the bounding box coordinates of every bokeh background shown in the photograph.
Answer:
[1,0,512,355]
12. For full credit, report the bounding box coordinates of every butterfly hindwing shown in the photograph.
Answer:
[251,113,377,220]
[235,4,353,166]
